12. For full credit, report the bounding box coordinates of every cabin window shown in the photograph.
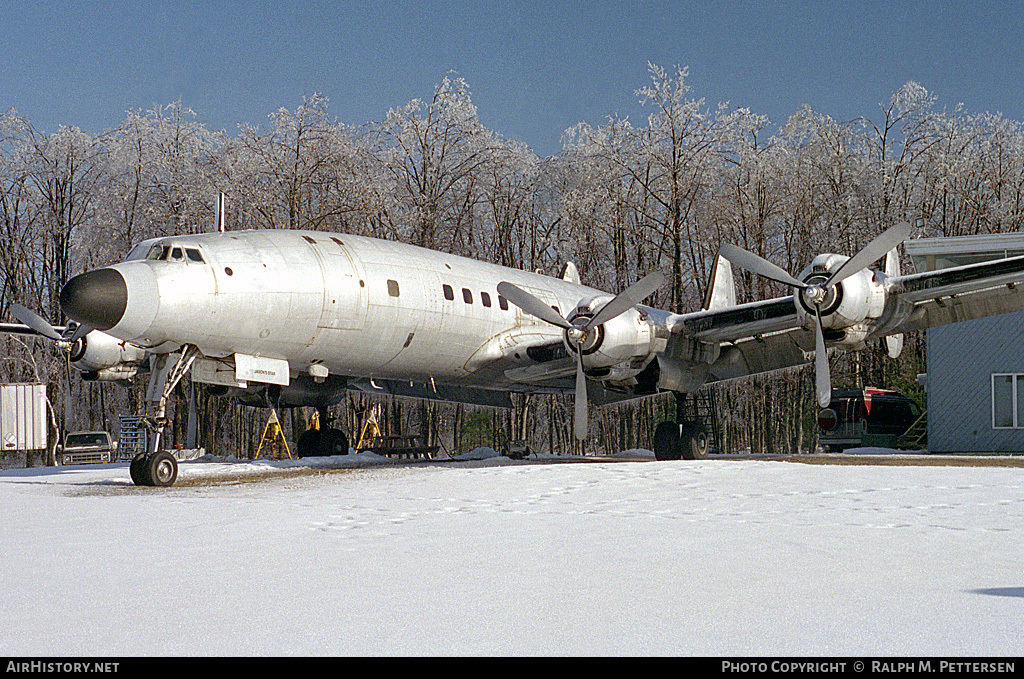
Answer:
[170,247,184,262]
[443,284,454,301]
[185,248,205,263]
[387,280,400,297]
[480,291,492,307]
[462,288,473,304]
[498,295,509,311]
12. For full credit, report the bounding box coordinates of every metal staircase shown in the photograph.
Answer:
[118,417,148,461]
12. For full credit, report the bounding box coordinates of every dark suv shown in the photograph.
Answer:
[818,388,923,452]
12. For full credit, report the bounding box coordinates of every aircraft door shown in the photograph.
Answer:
[310,238,367,331]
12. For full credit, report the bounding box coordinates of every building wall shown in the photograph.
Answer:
[927,309,1024,452]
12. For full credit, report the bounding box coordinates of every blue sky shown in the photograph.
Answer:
[5,0,1024,156]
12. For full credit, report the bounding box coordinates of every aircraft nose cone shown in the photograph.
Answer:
[59,268,128,331]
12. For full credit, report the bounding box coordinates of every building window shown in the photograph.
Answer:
[442,284,454,301]
[992,373,1024,428]
[387,280,400,297]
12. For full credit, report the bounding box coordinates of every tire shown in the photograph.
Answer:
[653,421,681,461]
[147,451,178,487]
[321,429,349,455]
[297,428,349,457]
[130,453,150,486]
[680,422,710,460]
[296,429,321,458]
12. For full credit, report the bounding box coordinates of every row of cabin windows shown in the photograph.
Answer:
[441,283,510,310]
[384,279,561,316]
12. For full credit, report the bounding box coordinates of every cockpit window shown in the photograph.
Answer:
[144,243,206,263]
[146,245,170,261]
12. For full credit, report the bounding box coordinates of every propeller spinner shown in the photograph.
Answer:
[498,271,666,441]
[719,221,912,408]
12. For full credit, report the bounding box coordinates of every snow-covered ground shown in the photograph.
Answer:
[2,448,1022,656]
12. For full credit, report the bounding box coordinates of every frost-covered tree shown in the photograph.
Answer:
[381,75,496,251]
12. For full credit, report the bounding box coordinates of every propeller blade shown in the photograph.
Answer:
[496,282,572,329]
[813,307,831,408]
[10,303,63,341]
[65,354,73,430]
[885,333,904,359]
[586,271,667,330]
[825,221,913,288]
[68,322,92,342]
[718,243,808,289]
[573,349,588,441]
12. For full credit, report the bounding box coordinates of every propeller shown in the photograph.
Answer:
[11,303,91,430]
[719,222,913,408]
[498,271,666,441]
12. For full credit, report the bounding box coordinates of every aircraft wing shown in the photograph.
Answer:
[884,253,1024,333]
[657,297,814,384]
[650,252,1024,386]
[0,323,43,336]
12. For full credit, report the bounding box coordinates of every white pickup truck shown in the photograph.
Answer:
[59,431,116,465]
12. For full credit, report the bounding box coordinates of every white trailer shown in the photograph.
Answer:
[1,383,48,453]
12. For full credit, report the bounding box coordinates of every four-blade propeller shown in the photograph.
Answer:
[719,222,912,408]
[498,271,666,441]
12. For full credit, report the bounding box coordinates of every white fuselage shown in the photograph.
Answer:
[109,230,613,389]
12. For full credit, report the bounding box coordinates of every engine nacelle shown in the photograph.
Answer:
[69,330,148,379]
[568,295,656,380]
[795,254,887,350]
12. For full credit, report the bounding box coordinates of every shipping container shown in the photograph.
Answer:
[0,383,48,452]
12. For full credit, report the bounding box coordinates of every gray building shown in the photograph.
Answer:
[905,234,1024,453]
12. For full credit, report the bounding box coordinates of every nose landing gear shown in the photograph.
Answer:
[130,345,200,487]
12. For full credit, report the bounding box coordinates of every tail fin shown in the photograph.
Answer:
[560,261,581,285]
[703,254,736,310]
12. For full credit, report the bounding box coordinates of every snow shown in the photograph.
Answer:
[2,450,1022,656]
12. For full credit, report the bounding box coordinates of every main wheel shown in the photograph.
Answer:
[297,428,349,457]
[653,421,682,461]
[296,429,321,458]
[680,422,710,460]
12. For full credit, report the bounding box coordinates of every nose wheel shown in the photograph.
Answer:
[130,451,179,487]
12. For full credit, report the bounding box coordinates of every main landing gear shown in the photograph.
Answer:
[653,421,710,460]
[652,392,713,461]
[296,408,349,458]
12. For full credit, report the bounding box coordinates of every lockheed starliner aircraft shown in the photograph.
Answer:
[10,220,1024,486]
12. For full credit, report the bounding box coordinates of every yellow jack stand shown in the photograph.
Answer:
[355,407,382,450]
[256,409,292,460]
